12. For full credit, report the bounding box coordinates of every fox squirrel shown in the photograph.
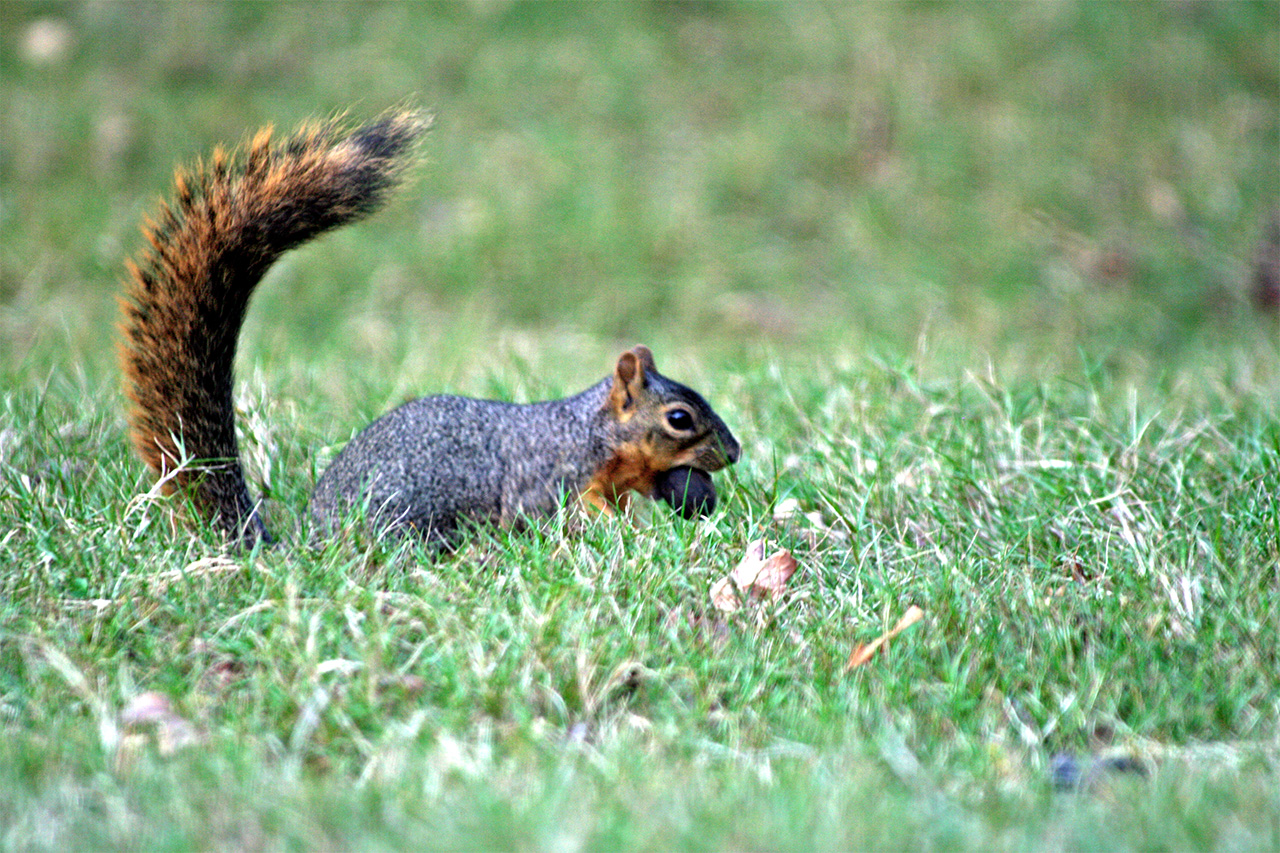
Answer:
[118,109,740,545]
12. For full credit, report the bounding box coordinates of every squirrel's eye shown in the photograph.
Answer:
[666,408,695,432]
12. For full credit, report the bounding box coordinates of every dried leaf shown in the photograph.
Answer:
[155,714,203,755]
[846,605,925,669]
[118,691,205,760]
[711,539,799,611]
[709,577,739,612]
[113,733,151,774]
[773,498,802,522]
[120,691,173,727]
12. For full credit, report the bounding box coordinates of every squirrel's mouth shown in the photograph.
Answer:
[694,434,741,471]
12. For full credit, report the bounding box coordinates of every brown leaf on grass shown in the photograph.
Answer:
[845,605,925,670]
[711,539,799,612]
[120,691,174,728]
[119,691,204,758]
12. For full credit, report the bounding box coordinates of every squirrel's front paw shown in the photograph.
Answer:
[655,466,717,519]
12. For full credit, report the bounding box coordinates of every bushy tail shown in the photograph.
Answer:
[118,109,429,543]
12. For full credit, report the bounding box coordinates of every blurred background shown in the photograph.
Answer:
[2,1,1276,388]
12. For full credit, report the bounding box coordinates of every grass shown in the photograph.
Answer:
[2,2,1279,850]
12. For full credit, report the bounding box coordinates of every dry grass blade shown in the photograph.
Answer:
[846,605,925,670]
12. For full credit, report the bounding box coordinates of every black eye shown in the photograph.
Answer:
[666,408,695,431]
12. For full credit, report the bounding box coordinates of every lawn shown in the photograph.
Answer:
[2,2,1278,850]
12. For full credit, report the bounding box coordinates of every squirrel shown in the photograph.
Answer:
[118,109,740,546]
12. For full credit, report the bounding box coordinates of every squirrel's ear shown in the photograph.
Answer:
[610,346,651,413]
[630,345,656,372]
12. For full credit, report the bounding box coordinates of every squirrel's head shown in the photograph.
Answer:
[598,345,740,518]
[607,345,740,473]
